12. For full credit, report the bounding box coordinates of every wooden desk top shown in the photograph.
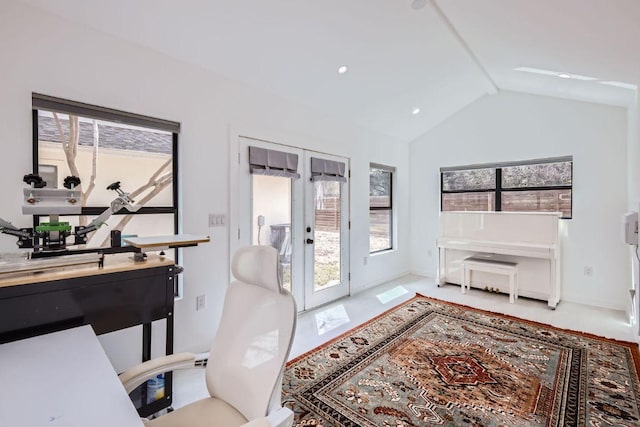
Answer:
[0,253,175,289]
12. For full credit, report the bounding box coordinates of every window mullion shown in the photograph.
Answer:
[440,172,444,211]
[495,168,502,211]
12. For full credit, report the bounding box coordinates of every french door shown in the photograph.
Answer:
[237,137,349,311]
[303,151,350,309]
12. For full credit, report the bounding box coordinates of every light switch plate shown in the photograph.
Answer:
[208,213,226,227]
[196,294,207,311]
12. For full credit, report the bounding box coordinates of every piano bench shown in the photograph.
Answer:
[462,258,518,303]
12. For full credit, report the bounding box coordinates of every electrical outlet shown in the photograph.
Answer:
[427,250,432,257]
[363,256,368,266]
[196,294,207,311]
[584,266,593,277]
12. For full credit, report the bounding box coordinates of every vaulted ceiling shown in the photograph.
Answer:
[19,0,640,141]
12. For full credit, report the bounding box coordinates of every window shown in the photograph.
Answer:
[32,93,181,292]
[441,157,572,218]
[370,164,394,252]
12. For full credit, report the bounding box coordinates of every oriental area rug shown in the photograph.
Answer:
[282,295,640,427]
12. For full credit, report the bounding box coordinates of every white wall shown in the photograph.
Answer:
[0,1,410,370]
[409,91,629,311]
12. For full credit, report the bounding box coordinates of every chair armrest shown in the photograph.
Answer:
[119,352,196,394]
[238,407,293,427]
[267,407,294,427]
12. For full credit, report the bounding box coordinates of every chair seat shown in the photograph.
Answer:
[145,397,248,427]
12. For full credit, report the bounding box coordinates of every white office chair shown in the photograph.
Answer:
[119,246,297,427]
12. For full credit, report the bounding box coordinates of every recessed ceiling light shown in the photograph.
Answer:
[557,73,571,79]
[337,65,348,75]
[412,108,421,115]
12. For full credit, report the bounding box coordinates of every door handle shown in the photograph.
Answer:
[306,238,314,244]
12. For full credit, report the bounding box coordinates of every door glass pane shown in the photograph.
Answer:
[314,181,341,291]
[252,175,292,292]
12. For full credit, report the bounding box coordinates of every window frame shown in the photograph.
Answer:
[440,157,573,219]
[369,163,395,254]
[32,95,181,293]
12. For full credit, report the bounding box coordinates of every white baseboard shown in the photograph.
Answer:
[351,270,412,295]
[561,293,626,313]
[409,268,434,279]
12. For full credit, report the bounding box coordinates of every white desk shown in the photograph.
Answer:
[0,325,143,427]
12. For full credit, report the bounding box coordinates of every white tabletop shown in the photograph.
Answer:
[123,233,210,249]
[0,325,144,427]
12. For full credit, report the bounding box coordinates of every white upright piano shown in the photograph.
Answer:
[436,211,561,308]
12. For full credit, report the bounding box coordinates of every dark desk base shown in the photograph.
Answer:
[0,263,176,418]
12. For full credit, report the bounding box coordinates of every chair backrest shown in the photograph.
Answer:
[206,246,296,420]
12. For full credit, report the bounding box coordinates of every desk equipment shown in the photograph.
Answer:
[0,174,140,254]
[0,253,179,417]
[0,173,209,271]
[0,325,143,427]
[0,174,210,416]
[124,234,211,262]
[437,211,561,308]
[0,252,102,276]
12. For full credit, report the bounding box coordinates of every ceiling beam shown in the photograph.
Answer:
[429,0,499,95]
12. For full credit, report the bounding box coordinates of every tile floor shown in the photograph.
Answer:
[172,274,636,409]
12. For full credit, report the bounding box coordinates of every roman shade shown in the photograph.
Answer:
[310,157,347,182]
[249,146,300,179]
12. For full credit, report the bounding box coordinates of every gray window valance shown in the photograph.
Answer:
[249,146,301,179]
[311,157,347,182]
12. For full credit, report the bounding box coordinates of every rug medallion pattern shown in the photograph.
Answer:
[282,295,640,426]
